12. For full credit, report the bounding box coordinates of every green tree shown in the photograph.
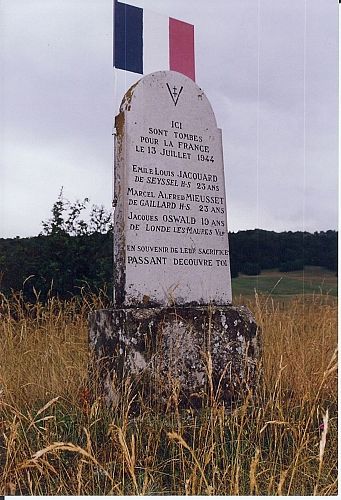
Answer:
[41,187,112,236]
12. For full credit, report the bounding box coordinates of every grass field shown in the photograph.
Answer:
[232,266,337,299]
[0,277,338,495]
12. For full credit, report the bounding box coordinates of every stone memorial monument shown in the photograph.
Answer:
[89,71,260,408]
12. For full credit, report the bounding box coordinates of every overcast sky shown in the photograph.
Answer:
[1,0,338,238]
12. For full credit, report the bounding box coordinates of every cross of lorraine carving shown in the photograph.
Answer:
[166,83,183,106]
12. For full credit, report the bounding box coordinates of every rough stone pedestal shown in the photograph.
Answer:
[89,305,260,409]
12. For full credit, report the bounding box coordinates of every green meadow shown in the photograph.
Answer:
[232,266,337,299]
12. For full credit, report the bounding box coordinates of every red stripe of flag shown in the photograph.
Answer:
[169,18,195,81]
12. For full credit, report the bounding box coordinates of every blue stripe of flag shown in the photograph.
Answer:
[114,1,143,74]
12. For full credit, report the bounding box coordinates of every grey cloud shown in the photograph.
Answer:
[1,0,338,237]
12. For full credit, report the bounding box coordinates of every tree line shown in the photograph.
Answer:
[0,193,337,302]
[228,229,337,278]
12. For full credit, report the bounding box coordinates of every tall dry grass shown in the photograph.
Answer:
[0,290,337,495]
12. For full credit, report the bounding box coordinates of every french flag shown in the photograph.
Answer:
[114,0,195,81]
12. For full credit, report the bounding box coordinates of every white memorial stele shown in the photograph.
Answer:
[114,71,232,307]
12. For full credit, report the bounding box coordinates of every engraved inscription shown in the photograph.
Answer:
[126,118,224,244]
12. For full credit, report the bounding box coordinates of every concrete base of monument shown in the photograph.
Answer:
[88,305,261,409]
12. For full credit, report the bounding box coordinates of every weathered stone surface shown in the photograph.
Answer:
[89,71,260,409]
[114,71,232,308]
[89,305,260,408]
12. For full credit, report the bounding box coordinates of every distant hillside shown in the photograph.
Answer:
[229,229,337,278]
[0,229,337,302]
